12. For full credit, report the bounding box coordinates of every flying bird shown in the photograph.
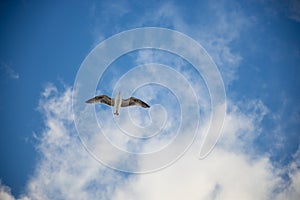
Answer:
[86,92,150,115]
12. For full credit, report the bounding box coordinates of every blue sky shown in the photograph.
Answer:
[0,0,300,199]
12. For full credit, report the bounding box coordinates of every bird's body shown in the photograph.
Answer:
[114,92,122,115]
[86,93,150,116]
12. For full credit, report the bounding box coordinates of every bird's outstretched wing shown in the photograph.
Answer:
[86,95,114,106]
[122,97,150,108]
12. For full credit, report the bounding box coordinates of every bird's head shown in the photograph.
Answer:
[117,91,121,98]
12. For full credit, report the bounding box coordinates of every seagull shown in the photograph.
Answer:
[86,92,150,115]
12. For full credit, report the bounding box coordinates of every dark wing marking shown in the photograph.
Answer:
[121,98,130,107]
[127,97,150,108]
[99,95,114,106]
[86,95,114,106]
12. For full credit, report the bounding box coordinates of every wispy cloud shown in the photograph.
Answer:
[128,1,248,86]
[288,0,300,22]
[1,62,19,80]
[89,0,247,86]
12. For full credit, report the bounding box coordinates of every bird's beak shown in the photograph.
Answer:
[85,97,95,104]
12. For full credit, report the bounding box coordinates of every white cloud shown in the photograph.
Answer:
[0,83,298,199]
[113,150,280,200]
[110,99,277,200]
[0,181,15,200]
[26,85,125,199]
[111,97,299,199]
